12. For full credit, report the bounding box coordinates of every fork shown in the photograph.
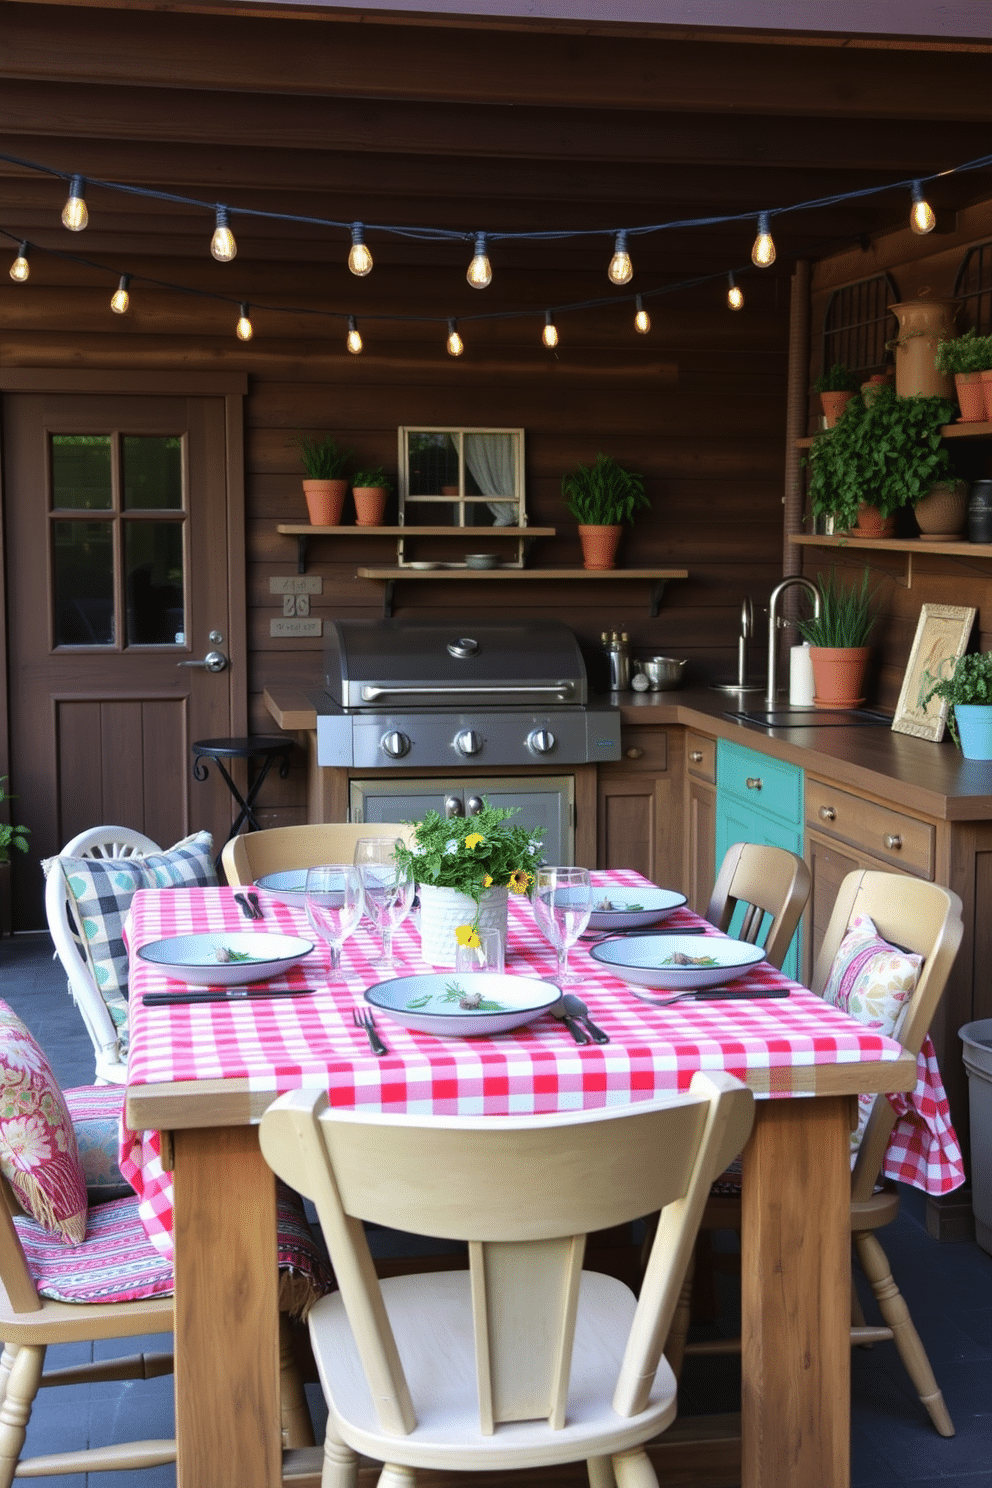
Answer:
[353,1006,388,1056]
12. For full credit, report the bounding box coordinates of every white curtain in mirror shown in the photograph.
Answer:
[464,433,517,526]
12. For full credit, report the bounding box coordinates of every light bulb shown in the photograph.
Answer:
[61,175,88,232]
[446,318,463,357]
[346,314,362,354]
[542,312,558,349]
[910,181,936,235]
[634,294,651,334]
[110,274,131,314]
[236,302,253,341]
[211,205,237,262]
[751,212,775,267]
[727,272,744,310]
[608,230,633,285]
[9,242,29,282]
[348,222,373,276]
[466,233,492,289]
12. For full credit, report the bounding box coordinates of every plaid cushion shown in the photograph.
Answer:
[46,832,216,1041]
[63,1084,133,1202]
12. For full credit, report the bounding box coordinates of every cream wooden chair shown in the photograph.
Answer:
[259,1072,754,1488]
[221,822,415,886]
[670,870,964,1438]
[705,840,811,971]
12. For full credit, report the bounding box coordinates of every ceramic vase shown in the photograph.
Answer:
[968,481,992,544]
[915,480,968,541]
[578,524,622,570]
[417,883,509,967]
[303,479,347,526]
[954,372,987,423]
[953,704,992,761]
[809,646,870,709]
[889,300,955,399]
[352,486,388,526]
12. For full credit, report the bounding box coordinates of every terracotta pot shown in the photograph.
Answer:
[982,369,992,423]
[302,478,347,526]
[352,486,388,526]
[914,480,968,541]
[888,300,956,399]
[809,646,870,709]
[578,524,622,570]
[852,503,896,538]
[954,372,987,422]
[860,375,892,408]
[820,391,853,428]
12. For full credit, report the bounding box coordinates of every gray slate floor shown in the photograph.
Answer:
[2,929,991,1487]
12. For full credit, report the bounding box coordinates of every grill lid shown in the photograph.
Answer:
[324,619,588,709]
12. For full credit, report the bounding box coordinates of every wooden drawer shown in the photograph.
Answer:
[686,731,715,783]
[717,738,803,826]
[617,726,669,773]
[806,778,935,879]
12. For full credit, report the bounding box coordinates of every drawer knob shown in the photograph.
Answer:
[818,805,836,822]
[745,776,762,791]
[689,750,703,763]
[626,747,644,760]
[883,833,903,852]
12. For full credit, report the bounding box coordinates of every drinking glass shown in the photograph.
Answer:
[353,837,414,970]
[304,863,364,979]
[533,866,592,984]
[454,927,505,976]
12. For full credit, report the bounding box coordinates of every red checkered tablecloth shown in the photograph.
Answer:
[120,871,962,1259]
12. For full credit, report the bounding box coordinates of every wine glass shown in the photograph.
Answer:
[533,866,592,984]
[304,864,365,980]
[353,837,414,970]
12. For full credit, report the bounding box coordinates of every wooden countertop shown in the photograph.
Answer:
[263,683,992,823]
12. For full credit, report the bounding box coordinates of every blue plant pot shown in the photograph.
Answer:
[953,704,992,760]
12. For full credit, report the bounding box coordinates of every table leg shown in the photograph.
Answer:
[173,1126,282,1488]
[741,1096,851,1488]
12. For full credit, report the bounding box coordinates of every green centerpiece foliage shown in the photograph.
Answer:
[934,328,992,376]
[561,453,649,525]
[796,568,877,649]
[920,652,992,748]
[813,363,860,394]
[297,434,353,479]
[0,778,29,864]
[393,801,544,927]
[351,466,393,491]
[806,386,957,529]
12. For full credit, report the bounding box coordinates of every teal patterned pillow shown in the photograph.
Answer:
[50,831,215,1038]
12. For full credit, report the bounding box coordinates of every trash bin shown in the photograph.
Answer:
[960,1019,992,1256]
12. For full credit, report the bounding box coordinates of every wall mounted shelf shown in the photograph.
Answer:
[276,523,555,573]
[354,567,689,618]
[789,533,992,589]
[796,420,992,452]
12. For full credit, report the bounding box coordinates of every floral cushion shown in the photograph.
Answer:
[63,1085,133,1202]
[0,1002,88,1244]
[44,831,216,1044]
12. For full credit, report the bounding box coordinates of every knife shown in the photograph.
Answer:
[650,986,790,1007]
[142,987,314,1005]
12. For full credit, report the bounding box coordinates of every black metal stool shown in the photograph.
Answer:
[191,736,293,868]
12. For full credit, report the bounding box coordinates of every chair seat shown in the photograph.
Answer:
[311,1268,677,1470]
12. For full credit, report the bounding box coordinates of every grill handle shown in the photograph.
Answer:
[359,683,576,702]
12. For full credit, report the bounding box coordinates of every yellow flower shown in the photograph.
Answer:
[455,924,481,948]
[507,869,532,895]
[483,873,493,888]
[464,832,484,851]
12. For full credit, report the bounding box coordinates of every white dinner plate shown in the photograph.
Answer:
[365,971,560,1037]
[254,869,309,908]
[589,932,765,992]
[137,931,314,986]
[587,885,687,931]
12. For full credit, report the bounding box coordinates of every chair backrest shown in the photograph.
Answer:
[810,870,963,1203]
[221,822,415,886]
[260,1071,754,1434]
[43,826,162,1084]
[705,841,811,970]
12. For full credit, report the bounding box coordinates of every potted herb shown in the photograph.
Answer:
[350,466,393,527]
[561,453,649,570]
[796,567,878,708]
[296,435,353,526]
[920,651,992,758]
[813,363,860,427]
[934,328,992,423]
[806,386,957,536]
[0,778,29,865]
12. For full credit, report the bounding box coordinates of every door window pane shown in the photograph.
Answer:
[125,523,185,644]
[51,435,112,511]
[123,436,183,510]
[53,522,114,645]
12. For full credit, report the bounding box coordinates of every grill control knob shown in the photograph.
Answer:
[528,728,556,755]
[380,730,411,759]
[454,729,483,757]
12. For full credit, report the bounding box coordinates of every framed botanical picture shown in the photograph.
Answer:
[891,604,977,741]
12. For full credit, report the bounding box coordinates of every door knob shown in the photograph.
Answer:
[176,650,228,673]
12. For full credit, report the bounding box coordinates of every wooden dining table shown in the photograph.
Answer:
[122,872,927,1488]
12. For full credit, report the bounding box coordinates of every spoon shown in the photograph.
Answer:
[233,892,258,921]
[561,993,609,1044]
[548,999,589,1044]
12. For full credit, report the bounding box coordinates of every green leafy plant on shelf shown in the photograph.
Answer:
[351,466,394,492]
[561,453,649,525]
[0,778,29,865]
[813,363,861,394]
[934,328,992,376]
[796,568,878,649]
[920,651,992,748]
[805,386,957,530]
[296,434,353,479]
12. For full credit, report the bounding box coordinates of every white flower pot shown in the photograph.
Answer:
[417,883,509,968]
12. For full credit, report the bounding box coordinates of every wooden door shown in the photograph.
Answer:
[3,382,246,928]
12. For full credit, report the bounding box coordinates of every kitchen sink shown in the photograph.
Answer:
[727,706,893,729]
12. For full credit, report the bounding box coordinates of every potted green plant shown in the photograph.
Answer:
[796,567,878,708]
[350,466,393,527]
[296,435,353,526]
[561,453,649,570]
[0,778,29,865]
[813,363,860,427]
[934,328,992,423]
[920,651,992,758]
[806,386,957,537]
